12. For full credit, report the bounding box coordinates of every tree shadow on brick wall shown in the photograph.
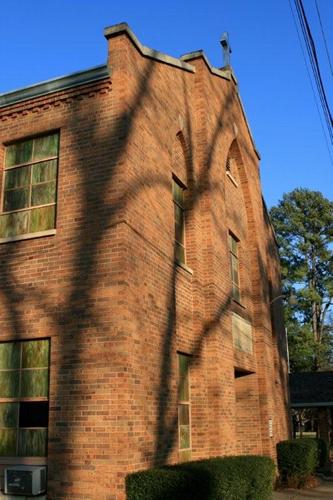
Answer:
[151,72,290,465]
[153,77,234,465]
[0,54,159,497]
[0,45,289,497]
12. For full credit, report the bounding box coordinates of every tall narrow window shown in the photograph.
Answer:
[172,178,186,264]
[178,353,191,461]
[0,133,59,240]
[0,340,49,458]
[229,233,241,302]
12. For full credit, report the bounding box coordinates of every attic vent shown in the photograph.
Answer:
[226,157,231,172]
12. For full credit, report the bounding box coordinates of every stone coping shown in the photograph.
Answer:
[0,22,260,159]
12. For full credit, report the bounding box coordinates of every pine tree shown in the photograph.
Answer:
[270,188,333,371]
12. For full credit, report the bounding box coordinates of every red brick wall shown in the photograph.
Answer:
[0,27,290,499]
[235,373,262,455]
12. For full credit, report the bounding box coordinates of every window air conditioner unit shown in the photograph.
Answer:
[4,465,47,496]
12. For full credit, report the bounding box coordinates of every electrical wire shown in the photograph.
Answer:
[315,0,333,77]
[297,0,333,138]
[295,0,333,142]
[288,0,333,164]
[292,0,333,148]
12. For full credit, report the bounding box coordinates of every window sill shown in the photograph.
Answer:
[175,260,194,275]
[0,229,56,245]
[234,346,253,355]
[0,493,47,500]
[226,171,239,187]
[232,298,246,309]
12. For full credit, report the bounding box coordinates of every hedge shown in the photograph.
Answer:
[313,438,328,468]
[126,455,275,500]
[277,438,318,486]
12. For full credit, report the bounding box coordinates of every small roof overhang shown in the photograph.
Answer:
[289,372,333,408]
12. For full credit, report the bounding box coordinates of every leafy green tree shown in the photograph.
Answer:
[270,188,333,371]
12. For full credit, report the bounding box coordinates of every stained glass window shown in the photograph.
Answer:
[178,354,191,461]
[0,133,59,239]
[0,340,49,457]
[172,178,186,264]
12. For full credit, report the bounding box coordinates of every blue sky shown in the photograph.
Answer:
[0,0,332,208]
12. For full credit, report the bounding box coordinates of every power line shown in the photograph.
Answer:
[297,0,333,139]
[288,0,333,165]
[315,0,333,77]
[295,0,333,142]
[294,0,333,141]
[292,0,333,146]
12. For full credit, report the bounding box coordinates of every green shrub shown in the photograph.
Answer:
[277,438,318,487]
[313,438,328,468]
[126,455,275,500]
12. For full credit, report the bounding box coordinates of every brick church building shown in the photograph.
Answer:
[0,23,290,499]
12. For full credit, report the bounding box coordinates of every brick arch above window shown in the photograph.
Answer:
[225,139,244,187]
[225,139,249,238]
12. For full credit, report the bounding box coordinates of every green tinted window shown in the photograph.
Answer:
[0,371,20,398]
[178,354,191,453]
[231,255,239,283]
[5,166,30,189]
[0,340,49,457]
[4,188,29,212]
[175,243,185,264]
[179,425,190,449]
[0,429,17,456]
[31,181,56,207]
[173,178,186,264]
[32,160,57,183]
[178,404,189,425]
[0,343,20,370]
[0,211,29,238]
[229,233,238,255]
[29,206,55,233]
[178,355,189,401]
[21,369,49,398]
[174,205,184,244]
[18,429,47,457]
[33,134,58,161]
[233,284,241,302]
[1,133,58,239]
[5,140,33,167]
[0,403,18,428]
[22,340,49,368]
[172,180,184,207]
[229,234,241,301]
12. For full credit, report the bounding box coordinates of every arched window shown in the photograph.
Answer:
[225,154,238,186]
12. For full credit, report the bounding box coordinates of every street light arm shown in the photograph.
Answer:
[270,292,297,306]
[270,294,286,305]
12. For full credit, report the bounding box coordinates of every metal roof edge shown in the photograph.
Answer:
[291,402,333,408]
[0,65,110,108]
